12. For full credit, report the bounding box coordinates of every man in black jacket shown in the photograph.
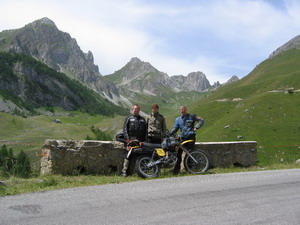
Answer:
[121,104,147,176]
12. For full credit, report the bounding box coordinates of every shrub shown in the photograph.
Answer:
[0,145,32,178]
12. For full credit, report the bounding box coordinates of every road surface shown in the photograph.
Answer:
[0,169,300,225]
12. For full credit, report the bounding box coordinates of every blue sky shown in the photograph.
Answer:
[1,0,300,83]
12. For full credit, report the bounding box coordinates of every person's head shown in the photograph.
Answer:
[180,105,187,115]
[151,104,159,113]
[132,104,140,115]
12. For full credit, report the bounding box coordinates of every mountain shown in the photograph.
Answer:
[188,43,300,165]
[0,17,119,101]
[104,57,211,112]
[0,18,236,115]
[224,75,239,85]
[0,51,126,116]
[106,57,211,94]
[269,35,300,58]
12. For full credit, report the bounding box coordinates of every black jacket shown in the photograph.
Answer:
[123,114,147,142]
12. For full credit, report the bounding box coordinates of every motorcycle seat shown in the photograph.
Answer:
[141,142,162,148]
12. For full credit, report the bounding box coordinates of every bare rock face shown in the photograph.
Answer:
[169,72,211,92]
[225,75,239,84]
[1,17,120,99]
[269,35,300,58]
[108,57,211,97]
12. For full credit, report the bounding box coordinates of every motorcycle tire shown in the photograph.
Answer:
[135,155,160,178]
[184,150,209,174]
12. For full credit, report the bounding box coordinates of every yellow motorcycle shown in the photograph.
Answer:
[130,136,210,178]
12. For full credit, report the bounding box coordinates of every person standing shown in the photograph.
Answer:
[121,104,147,176]
[169,105,204,174]
[147,104,167,144]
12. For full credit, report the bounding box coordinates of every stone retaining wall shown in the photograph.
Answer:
[40,139,257,175]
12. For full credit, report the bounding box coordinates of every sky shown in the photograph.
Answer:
[1,0,300,83]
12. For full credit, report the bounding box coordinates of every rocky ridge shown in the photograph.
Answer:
[106,57,212,98]
[0,17,120,101]
[269,35,300,58]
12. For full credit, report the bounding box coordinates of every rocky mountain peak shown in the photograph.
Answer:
[187,71,206,80]
[169,71,211,92]
[116,57,163,84]
[28,17,57,28]
[269,35,300,58]
[226,75,239,84]
[127,57,159,73]
[0,18,121,102]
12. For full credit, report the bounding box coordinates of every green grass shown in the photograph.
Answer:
[189,49,300,167]
[1,165,300,197]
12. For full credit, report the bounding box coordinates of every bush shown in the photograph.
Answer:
[0,145,32,178]
[86,125,113,141]
[15,150,32,178]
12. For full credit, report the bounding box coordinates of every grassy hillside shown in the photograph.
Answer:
[0,52,127,116]
[0,110,126,171]
[189,49,300,166]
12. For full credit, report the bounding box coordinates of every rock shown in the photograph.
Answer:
[237,136,243,140]
[296,159,300,165]
[0,181,6,186]
[53,119,62,124]
[225,75,239,84]
[169,71,211,92]
[269,35,300,58]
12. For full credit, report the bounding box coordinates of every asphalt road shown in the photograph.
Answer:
[0,169,300,225]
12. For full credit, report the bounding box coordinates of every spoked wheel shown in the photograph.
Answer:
[136,155,160,178]
[184,150,209,174]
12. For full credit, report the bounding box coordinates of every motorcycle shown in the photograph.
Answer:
[116,133,210,178]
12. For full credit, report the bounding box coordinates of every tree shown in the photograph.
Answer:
[15,150,32,178]
[0,145,16,177]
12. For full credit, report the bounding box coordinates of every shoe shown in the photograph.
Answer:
[121,172,127,177]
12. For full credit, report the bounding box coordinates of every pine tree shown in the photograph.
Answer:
[15,150,31,178]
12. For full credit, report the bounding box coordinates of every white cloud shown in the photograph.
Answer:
[1,0,300,83]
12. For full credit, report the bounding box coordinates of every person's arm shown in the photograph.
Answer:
[123,116,130,141]
[194,116,204,130]
[169,117,180,136]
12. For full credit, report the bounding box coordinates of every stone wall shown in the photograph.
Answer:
[40,139,257,175]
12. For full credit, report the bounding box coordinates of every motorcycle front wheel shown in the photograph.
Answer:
[184,150,209,174]
[136,155,160,178]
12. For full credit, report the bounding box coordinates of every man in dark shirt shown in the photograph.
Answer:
[121,104,147,176]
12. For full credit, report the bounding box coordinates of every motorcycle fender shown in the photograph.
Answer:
[155,148,166,157]
[181,139,194,146]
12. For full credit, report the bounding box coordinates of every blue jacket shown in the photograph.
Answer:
[170,113,204,138]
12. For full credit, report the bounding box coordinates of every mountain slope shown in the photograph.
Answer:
[0,52,126,116]
[189,48,300,165]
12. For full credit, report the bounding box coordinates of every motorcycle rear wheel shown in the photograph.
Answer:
[184,150,209,174]
[136,155,160,178]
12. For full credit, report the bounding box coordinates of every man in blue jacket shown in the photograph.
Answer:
[170,105,204,174]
